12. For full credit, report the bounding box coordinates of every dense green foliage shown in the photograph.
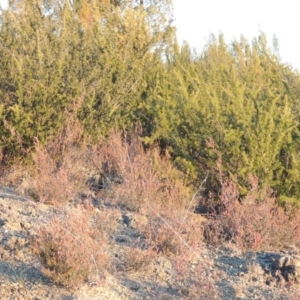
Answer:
[0,0,174,154]
[145,36,300,203]
[1,1,300,203]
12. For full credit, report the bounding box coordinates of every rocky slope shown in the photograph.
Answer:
[0,187,300,300]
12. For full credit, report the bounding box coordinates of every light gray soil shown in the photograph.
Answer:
[0,187,299,300]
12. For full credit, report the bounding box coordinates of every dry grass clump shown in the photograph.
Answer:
[0,161,26,188]
[94,132,204,258]
[138,211,204,258]
[204,175,300,251]
[146,216,185,256]
[32,208,114,289]
[1,117,90,205]
[119,247,156,272]
[30,118,89,205]
[87,131,191,212]
[3,126,192,212]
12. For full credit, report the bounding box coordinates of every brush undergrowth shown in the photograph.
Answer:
[203,172,300,251]
[2,121,300,297]
[32,208,115,289]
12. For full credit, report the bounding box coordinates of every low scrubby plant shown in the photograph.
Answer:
[24,116,91,205]
[120,247,156,272]
[203,175,300,250]
[86,131,192,212]
[33,208,113,289]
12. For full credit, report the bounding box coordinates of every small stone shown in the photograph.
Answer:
[278,274,286,287]
[294,259,300,268]
[20,222,31,230]
[129,283,140,292]
[15,250,24,259]
[18,287,27,295]
[17,237,27,247]
[144,286,151,292]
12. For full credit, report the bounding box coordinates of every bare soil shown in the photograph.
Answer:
[0,187,299,300]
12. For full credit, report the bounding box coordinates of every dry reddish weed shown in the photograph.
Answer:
[6,126,191,211]
[283,284,300,300]
[120,247,156,272]
[204,176,300,251]
[138,210,204,258]
[0,162,26,187]
[30,118,89,205]
[33,208,114,289]
[146,217,185,256]
[87,131,191,212]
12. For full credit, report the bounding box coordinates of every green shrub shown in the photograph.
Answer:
[146,34,300,202]
[0,0,174,159]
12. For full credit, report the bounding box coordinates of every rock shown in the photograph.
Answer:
[273,255,300,284]
[15,250,24,259]
[20,222,31,230]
